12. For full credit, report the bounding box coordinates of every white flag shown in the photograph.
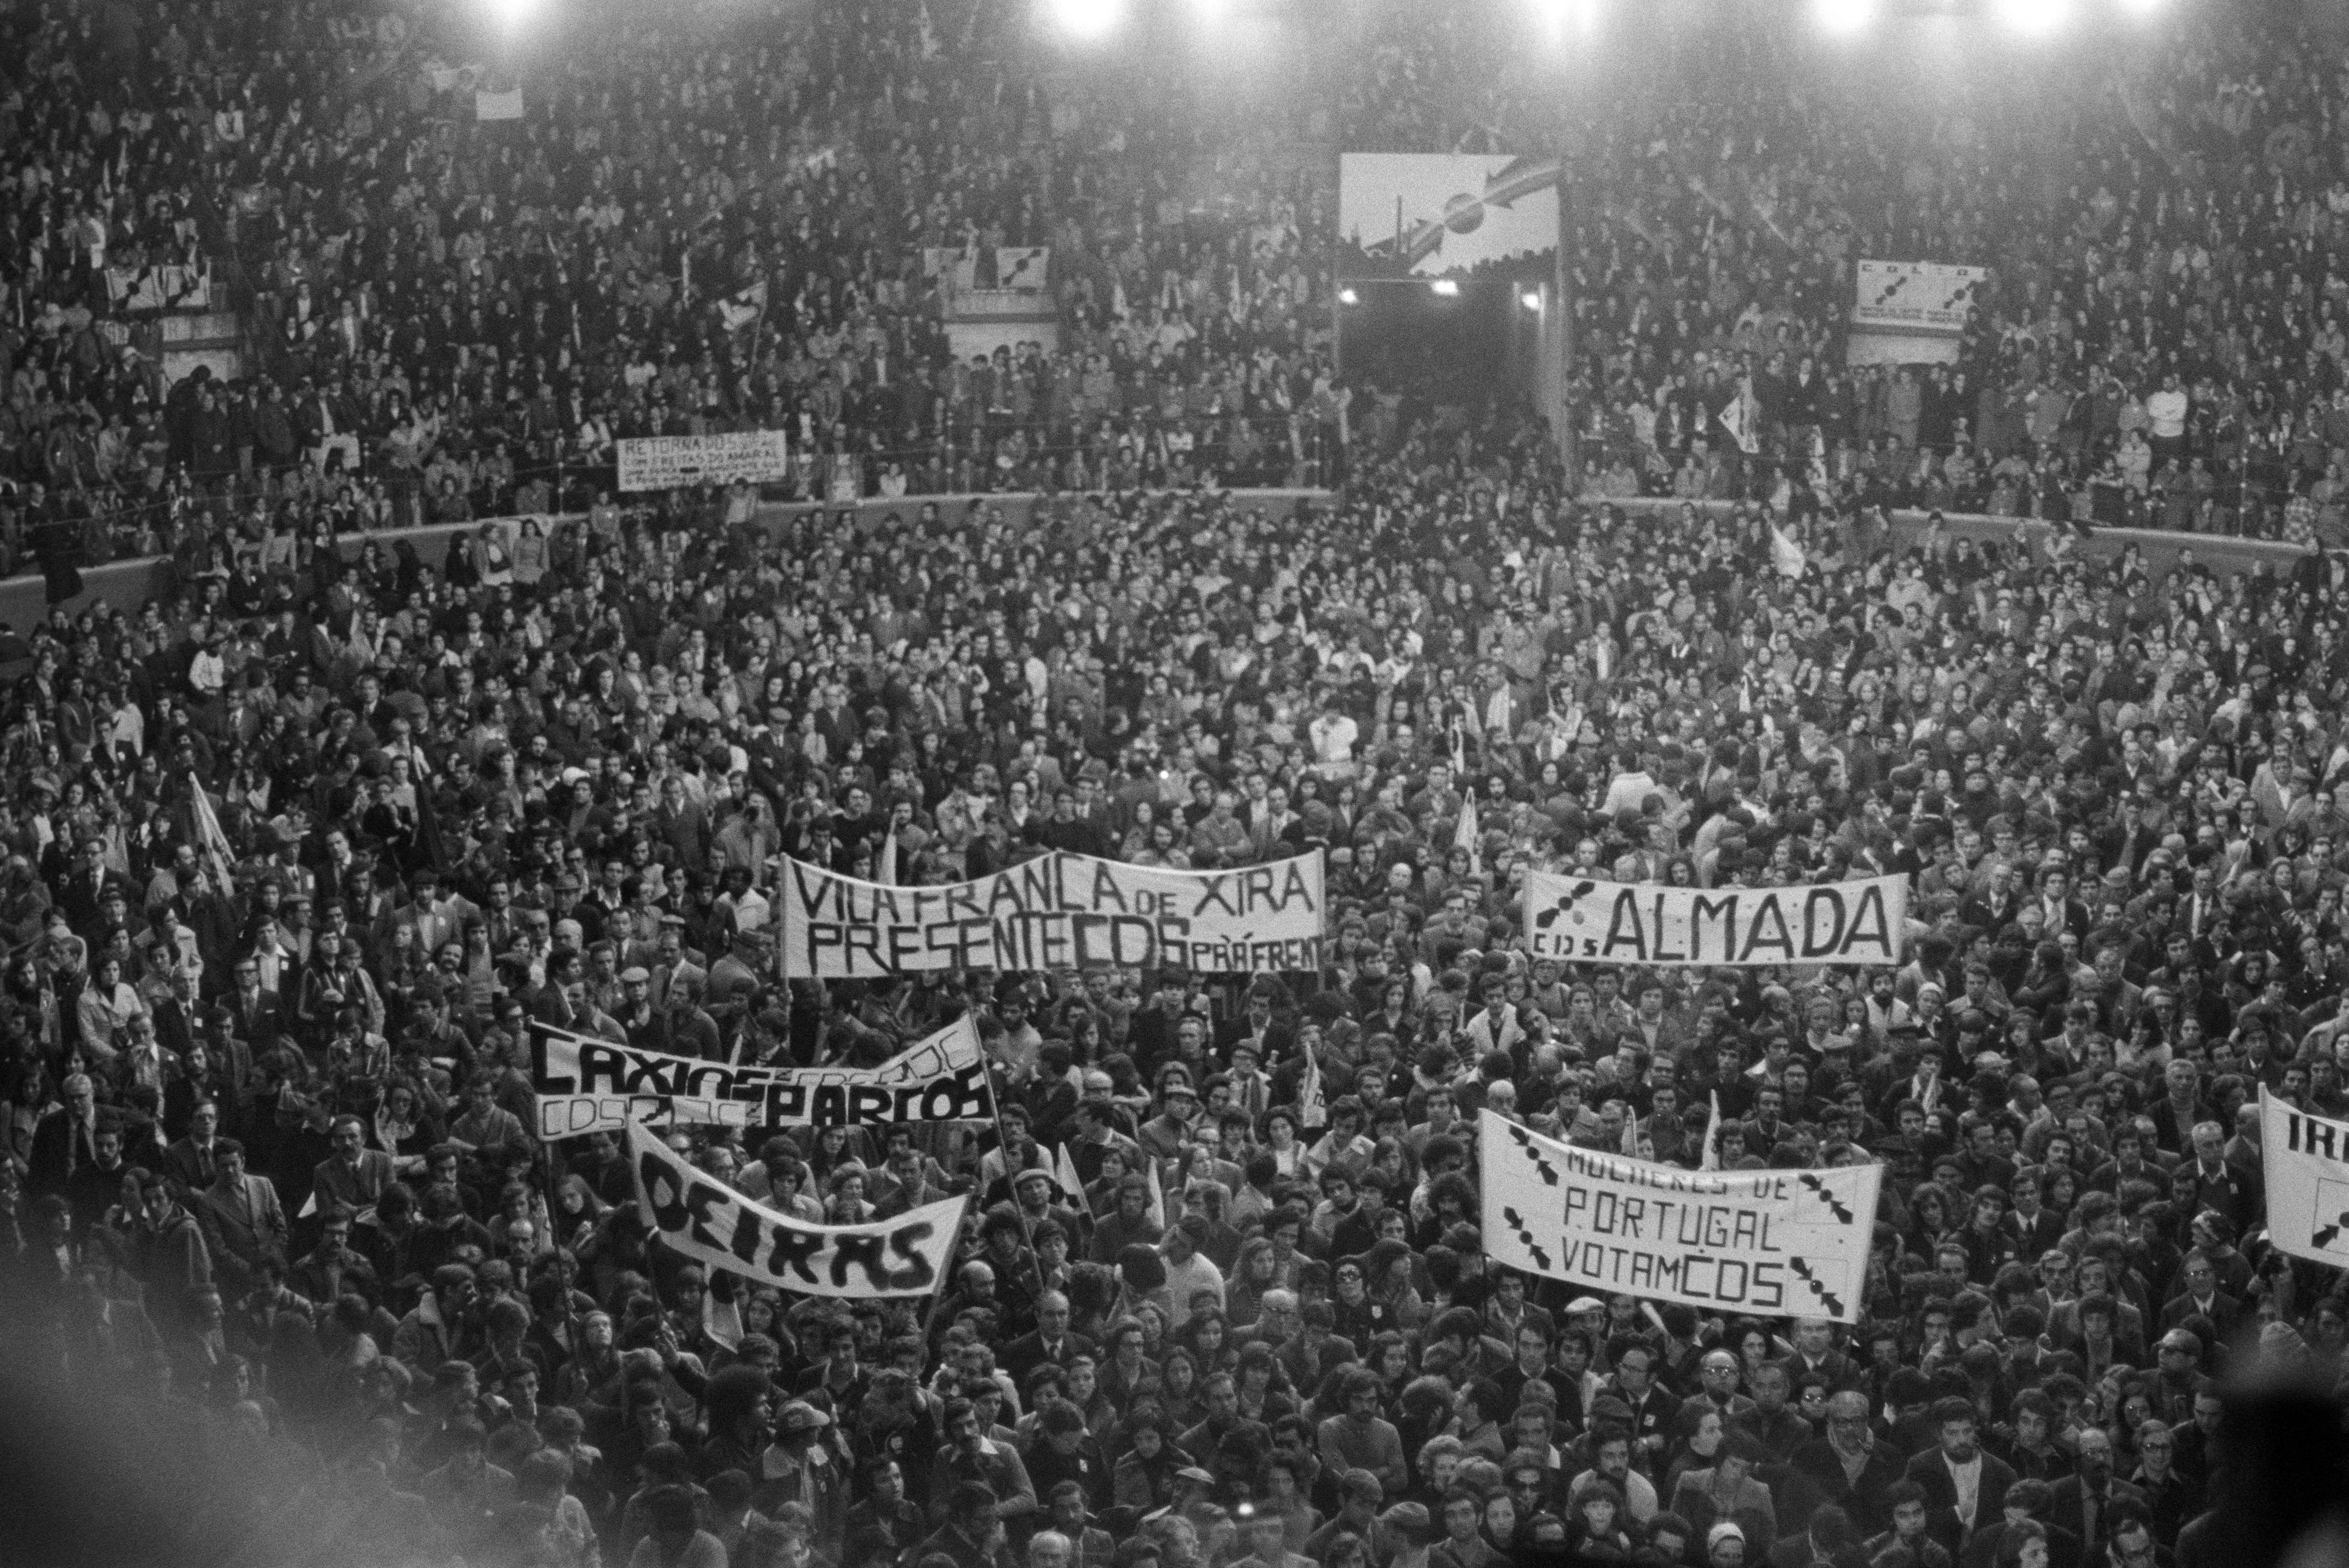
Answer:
[1770,525,1806,579]
[189,773,238,897]
[1299,1051,1327,1131]
[718,277,766,335]
[1454,790,1481,876]
[1056,1139,1086,1206]
[1699,1092,1723,1171]
[1143,1152,1164,1229]
[1718,382,1760,454]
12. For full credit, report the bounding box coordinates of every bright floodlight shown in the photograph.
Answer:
[485,0,538,31]
[1050,0,1122,39]
[1337,286,1360,306]
[1534,0,1598,43]
[1814,0,1872,35]
[1520,290,1543,311]
[1993,0,2068,34]
[1430,278,1461,297]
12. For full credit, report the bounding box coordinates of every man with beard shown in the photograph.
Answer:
[1905,1397,2016,1557]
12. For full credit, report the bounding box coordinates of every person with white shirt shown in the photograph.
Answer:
[1901,1396,2015,1557]
[2145,373,2189,470]
[1158,1216,1224,1330]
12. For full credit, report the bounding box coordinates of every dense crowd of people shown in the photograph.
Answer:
[5,1,2349,1567]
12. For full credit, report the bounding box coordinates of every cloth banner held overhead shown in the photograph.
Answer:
[718,278,766,334]
[2258,1089,2349,1265]
[1851,260,1987,336]
[529,1015,988,1140]
[1478,1110,1881,1324]
[780,850,1326,978]
[1521,871,1906,967]
[106,263,212,312]
[624,1122,964,1297]
[616,431,790,491]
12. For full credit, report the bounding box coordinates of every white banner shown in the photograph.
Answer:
[529,1017,988,1141]
[1521,872,1907,967]
[1478,1111,1881,1324]
[1851,260,1988,336]
[105,263,211,312]
[995,246,1050,292]
[2260,1089,2349,1266]
[1338,153,1560,277]
[625,1122,965,1296]
[616,431,791,492]
[781,851,1327,978]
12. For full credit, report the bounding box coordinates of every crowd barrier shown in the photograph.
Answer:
[0,488,2310,633]
[1606,496,2313,577]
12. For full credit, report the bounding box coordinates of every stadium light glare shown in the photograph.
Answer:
[1430,279,1462,297]
[1992,0,2068,34]
[1814,0,1873,35]
[485,0,539,32]
[1049,0,1122,40]
[1337,286,1360,306]
[1533,0,1599,44]
[1521,290,1543,311]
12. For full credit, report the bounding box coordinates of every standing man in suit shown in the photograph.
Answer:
[1904,1397,2016,1558]
[163,1099,228,1196]
[310,1114,398,1222]
[1000,1289,1098,1393]
[2159,1252,2248,1340]
[193,1137,289,1299]
[2045,1427,2145,1562]
[26,1070,102,1201]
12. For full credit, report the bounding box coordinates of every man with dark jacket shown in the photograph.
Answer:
[1903,1398,2016,1557]
[2043,1427,2146,1563]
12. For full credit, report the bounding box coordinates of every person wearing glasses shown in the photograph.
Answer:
[2124,1418,2200,1550]
[2045,1428,2145,1562]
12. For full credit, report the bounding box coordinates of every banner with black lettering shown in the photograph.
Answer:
[780,851,1326,978]
[529,1017,990,1140]
[2259,1089,2349,1266]
[625,1122,964,1297]
[1521,871,1906,967]
[616,430,790,492]
[1478,1110,1880,1324]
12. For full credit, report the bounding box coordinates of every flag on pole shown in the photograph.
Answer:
[1699,1092,1723,1171]
[1055,1139,1085,1207]
[1769,524,1807,579]
[719,276,767,335]
[1299,1051,1327,1131]
[1717,381,1760,454]
[189,773,237,897]
[1454,789,1481,877]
